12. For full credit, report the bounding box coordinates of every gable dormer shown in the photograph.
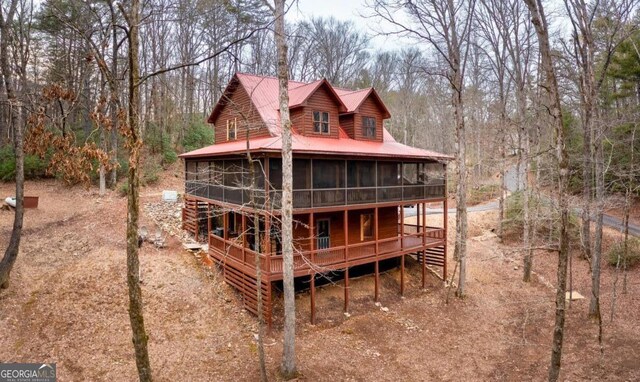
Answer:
[207,74,272,144]
[337,88,391,142]
[289,79,347,139]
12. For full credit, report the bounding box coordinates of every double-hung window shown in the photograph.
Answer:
[313,111,329,134]
[362,116,376,138]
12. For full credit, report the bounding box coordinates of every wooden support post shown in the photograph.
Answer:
[400,203,404,249]
[374,207,379,302]
[310,212,315,262]
[344,209,349,312]
[310,273,316,324]
[400,254,405,296]
[422,202,426,289]
[344,210,348,262]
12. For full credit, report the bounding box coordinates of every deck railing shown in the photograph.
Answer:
[209,227,445,275]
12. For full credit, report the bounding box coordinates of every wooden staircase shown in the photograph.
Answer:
[416,245,446,279]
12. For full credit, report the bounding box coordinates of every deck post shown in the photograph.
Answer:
[374,206,379,302]
[310,273,316,324]
[422,201,426,289]
[400,203,404,249]
[344,209,349,312]
[400,254,405,296]
[310,212,315,262]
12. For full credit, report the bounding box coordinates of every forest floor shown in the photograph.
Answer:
[0,172,638,381]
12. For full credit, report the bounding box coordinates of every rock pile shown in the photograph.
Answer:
[144,201,191,241]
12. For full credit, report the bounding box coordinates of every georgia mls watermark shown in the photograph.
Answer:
[0,363,56,382]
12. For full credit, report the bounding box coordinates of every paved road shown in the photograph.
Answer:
[404,166,639,237]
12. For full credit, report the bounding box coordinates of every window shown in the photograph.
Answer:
[313,111,329,133]
[362,116,376,138]
[360,213,373,241]
[226,118,237,140]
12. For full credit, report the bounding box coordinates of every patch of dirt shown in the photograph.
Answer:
[1,177,638,381]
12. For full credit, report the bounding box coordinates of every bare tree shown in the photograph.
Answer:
[0,0,24,289]
[368,0,476,297]
[522,0,571,380]
[270,0,298,377]
[563,0,638,320]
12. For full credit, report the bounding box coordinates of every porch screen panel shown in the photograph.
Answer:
[224,159,243,204]
[347,161,375,187]
[312,159,345,188]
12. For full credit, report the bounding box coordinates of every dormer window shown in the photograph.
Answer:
[313,111,329,134]
[363,116,376,138]
[226,118,237,140]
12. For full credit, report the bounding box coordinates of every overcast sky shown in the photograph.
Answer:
[287,0,403,49]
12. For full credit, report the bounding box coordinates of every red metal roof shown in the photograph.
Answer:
[193,73,452,161]
[334,87,392,119]
[181,128,452,161]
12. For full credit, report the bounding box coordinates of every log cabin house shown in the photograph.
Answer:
[180,73,451,325]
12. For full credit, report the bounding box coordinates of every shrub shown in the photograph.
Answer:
[468,184,500,205]
[503,191,579,242]
[163,148,178,166]
[119,181,129,197]
[141,160,162,186]
[607,238,640,268]
[0,146,48,181]
[182,121,214,152]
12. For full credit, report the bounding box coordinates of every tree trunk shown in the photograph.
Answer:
[125,1,153,380]
[523,1,570,381]
[109,0,119,188]
[0,0,22,289]
[274,0,297,378]
[589,131,604,319]
[519,87,532,282]
[452,67,468,298]
[0,101,23,289]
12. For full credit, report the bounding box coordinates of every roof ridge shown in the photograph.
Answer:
[334,87,371,94]
[236,72,311,87]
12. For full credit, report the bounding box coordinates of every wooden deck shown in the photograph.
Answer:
[207,228,445,280]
